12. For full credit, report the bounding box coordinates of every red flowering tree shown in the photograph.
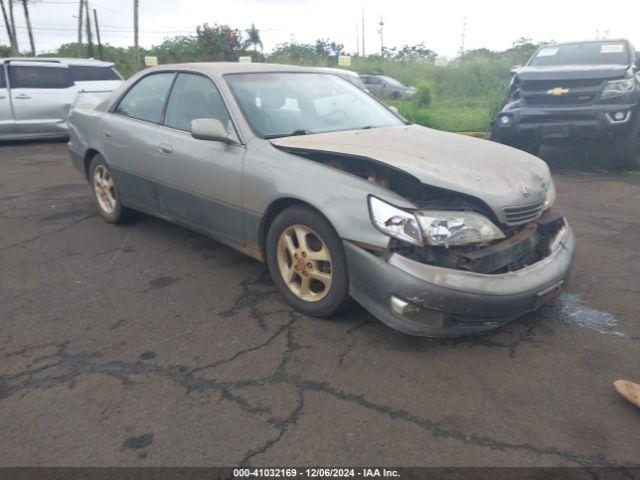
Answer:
[196,23,241,61]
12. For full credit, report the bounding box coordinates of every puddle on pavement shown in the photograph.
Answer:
[544,293,626,337]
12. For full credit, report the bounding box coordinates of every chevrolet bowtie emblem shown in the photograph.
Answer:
[547,87,570,96]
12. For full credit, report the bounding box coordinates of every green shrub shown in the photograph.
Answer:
[413,82,432,108]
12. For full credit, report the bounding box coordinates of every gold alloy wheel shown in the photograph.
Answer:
[93,165,116,214]
[276,224,333,302]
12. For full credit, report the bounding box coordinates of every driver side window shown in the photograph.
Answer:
[164,73,232,134]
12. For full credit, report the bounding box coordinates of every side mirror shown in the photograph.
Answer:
[388,106,399,114]
[191,118,234,143]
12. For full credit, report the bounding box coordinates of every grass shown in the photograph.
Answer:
[394,99,496,132]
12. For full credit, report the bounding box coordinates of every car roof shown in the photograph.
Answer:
[315,67,359,78]
[143,62,332,76]
[0,57,115,67]
[543,38,630,47]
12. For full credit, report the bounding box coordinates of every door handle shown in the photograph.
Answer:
[14,94,31,100]
[103,130,112,139]
[158,143,173,155]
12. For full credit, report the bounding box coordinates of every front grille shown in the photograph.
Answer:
[524,94,594,106]
[503,200,545,225]
[520,79,604,90]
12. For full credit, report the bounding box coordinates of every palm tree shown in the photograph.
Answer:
[21,0,35,55]
[243,24,262,52]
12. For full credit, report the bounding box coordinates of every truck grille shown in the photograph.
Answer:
[520,79,604,90]
[524,94,595,106]
[503,200,545,225]
[520,78,604,107]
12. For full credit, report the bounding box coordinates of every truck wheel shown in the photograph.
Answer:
[89,155,131,223]
[610,119,640,170]
[266,205,350,318]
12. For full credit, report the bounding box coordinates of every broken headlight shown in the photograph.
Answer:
[543,180,556,210]
[415,211,505,247]
[368,196,423,246]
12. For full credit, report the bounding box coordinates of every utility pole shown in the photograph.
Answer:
[355,22,359,56]
[93,8,103,60]
[459,16,467,56]
[8,0,18,55]
[1,0,18,55]
[133,0,140,70]
[361,6,365,57]
[85,0,94,58]
[378,15,384,55]
[77,0,83,57]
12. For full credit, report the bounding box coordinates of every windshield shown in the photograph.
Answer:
[225,72,403,138]
[529,41,630,66]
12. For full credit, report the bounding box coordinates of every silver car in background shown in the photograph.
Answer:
[0,58,122,141]
[360,74,416,100]
[68,63,573,337]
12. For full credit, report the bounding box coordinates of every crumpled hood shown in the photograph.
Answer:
[270,124,551,212]
[514,64,629,81]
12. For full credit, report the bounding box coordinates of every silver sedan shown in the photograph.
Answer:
[68,63,573,337]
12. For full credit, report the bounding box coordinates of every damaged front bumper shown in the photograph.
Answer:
[345,221,575,337]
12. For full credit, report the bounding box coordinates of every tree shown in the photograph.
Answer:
[21,0,35,55]
[243,23,262,52]
[394,43,437,62]
[196,23,241,61]
[314,38,344,57]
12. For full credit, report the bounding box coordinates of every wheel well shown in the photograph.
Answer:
[258,198,334,251]
[83,148,100,180]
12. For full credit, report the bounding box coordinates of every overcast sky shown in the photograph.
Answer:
[3,0,640,58]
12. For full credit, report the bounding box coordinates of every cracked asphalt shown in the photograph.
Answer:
[1,140,639,467]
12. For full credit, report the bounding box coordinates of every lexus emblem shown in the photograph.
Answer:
[520,185,531,197]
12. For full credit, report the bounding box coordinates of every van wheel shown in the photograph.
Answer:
[610,119,640,170]
[89,155,130,223]
[266,206,350,317]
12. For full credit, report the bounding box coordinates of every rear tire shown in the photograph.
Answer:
[266,205,350,318]
[89,155,131,223]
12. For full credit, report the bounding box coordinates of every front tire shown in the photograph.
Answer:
[610,118,640,170]
[266,206,350,317]
[89,155,130,223]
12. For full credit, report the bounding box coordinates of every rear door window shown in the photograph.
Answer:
[8,65,73,89]
[70,66,121,81]
[114,72,175,124]
[0,65,6,88]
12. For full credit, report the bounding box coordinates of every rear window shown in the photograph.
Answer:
[530,41,631,66]
[9,65,73,89]
[70,66,121,82]
[0,65,5,88]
